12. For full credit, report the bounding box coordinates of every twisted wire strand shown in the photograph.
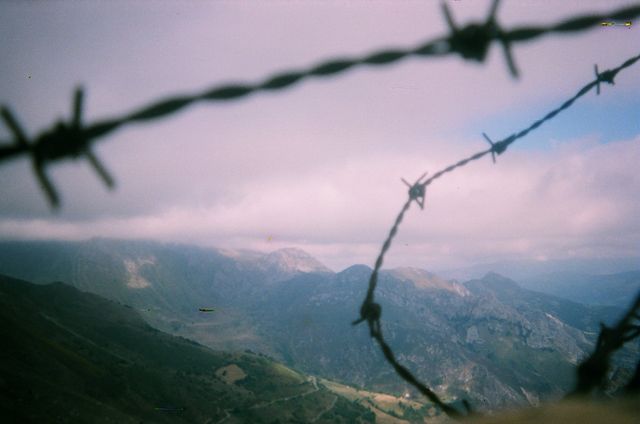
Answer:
[2,2,640,207]
[353,51,640,417]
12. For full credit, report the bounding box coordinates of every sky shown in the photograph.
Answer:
[0,0,639,272]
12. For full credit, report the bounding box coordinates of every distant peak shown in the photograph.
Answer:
[464,272,520,293]
[270,247,312,256]
[386,267,469,295]
[481,272,518,285]
[266,248,317,263]
[336,264,372,284]
[338,264,372,277]
[261,248,332,275]
[340,264,372,273]
[390,266,433,276]
[216,248,263,261]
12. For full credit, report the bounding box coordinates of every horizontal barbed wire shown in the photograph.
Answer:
[1,0,640,207]
[352,50,640,418]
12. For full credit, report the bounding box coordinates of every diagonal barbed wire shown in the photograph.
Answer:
[1,1,640,208]
[352,51,640,418]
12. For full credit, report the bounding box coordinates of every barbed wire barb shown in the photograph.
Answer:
[482,132,508,163]
[67,87,115,190]
[594,63,616,95]
[442,0,519,77]
[0,106,59,206]
[402,171,429,209]
[0,87,114,208]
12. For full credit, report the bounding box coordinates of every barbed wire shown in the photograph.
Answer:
[568,291,640,397]
[352,51,640,418]
[2,1,640,208]
[2,0,640,417]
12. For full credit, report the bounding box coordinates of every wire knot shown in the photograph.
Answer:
[352,300,382,337]
[402,171,428,209]
[0,87,114,209]
[36,120,88,160]
[442,0,518,77]
[594,64,616,95]
[482,132,510,163]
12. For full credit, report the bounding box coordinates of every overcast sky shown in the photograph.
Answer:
[0,0,639,272]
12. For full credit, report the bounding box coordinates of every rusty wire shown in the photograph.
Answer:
[1,1,640,207]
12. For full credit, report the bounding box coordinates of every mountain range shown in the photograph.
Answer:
[516,270,640,309]
[0,238,638,414]
[440,258,640,309]
[1,272,436,423]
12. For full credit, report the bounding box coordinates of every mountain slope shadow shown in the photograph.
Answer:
[0,274,374,423]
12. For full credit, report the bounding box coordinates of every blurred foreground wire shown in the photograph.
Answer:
[1,1,639,207]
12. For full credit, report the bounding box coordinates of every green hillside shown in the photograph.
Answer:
[0,274,377,423]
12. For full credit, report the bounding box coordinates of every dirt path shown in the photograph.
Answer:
[212,376,321,423]
[248,382,319,410]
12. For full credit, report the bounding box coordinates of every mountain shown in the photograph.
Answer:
[438,257,640,283]
[517,270,640,309]
[462,272,623,333]
[252,269,632,409]
[257,247,334,283]
[0,239,635,412]
[385,267,469,295]
[0,239,332,354]
[0,273,389,423]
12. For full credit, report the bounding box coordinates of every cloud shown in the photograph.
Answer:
[1,1,638,270]
[2,135,638,271]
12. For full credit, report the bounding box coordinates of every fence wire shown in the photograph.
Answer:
[1,1,640,418]
[1,0,640,207]
[352,50,640,418]
[569,291,640,397]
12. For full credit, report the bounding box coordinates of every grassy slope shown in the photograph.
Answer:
[0,274,374,423]
[320,378,440,424]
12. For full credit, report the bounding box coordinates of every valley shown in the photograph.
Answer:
[0,239,639,421]
[0,273,418,423]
